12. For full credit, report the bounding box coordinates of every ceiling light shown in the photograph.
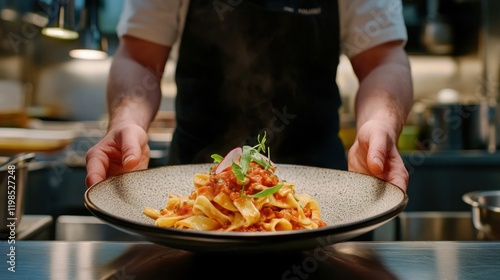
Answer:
[41,0,78,40]
[69,0,108,60]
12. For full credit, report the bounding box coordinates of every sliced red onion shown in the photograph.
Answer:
[215,147,242,174]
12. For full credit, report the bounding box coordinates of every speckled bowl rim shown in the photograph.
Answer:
[84,164,408,252]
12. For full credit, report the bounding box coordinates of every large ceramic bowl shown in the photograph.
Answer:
[84,164,408,254]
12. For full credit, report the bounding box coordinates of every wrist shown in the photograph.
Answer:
[356,110,404,141]
[107,106,151,132]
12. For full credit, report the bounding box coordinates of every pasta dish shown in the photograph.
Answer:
[144,135,326,232]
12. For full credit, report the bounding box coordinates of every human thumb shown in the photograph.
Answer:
[369,155,385,175]
[120,129,143,170]
[367,135,388,175]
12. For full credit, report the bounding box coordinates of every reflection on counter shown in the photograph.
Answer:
[3,241,500,280]
[55,215,145,242]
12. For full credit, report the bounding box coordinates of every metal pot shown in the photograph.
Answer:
[0,153,35,238]
[425,103,491,151]
[463,190,500,240]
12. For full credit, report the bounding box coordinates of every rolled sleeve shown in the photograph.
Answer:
[339,0,408,58]
[116,0,184,47]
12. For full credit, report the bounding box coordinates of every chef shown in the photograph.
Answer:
[85,0,413,194]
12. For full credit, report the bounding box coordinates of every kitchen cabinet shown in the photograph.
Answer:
[402,150,500,211]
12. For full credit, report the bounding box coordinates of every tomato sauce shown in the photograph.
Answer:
[209,162,279,200]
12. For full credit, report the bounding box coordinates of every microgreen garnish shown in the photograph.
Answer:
[232,162,245,183]
[251,152,272,170]
[243,132,272,170]
[248,184,283,198]
[256,133,267,153]
[211,154,223,163]
[240,146,252,174]
[211,133,275,197]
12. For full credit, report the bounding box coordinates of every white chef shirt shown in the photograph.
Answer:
[116,0,408,58]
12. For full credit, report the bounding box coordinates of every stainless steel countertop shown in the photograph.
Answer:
[1,241,499,279]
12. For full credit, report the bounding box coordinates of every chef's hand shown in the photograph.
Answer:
[347,119,408,191]
[85,124,150,187]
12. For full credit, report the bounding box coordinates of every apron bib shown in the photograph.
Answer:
[169,0,346,170]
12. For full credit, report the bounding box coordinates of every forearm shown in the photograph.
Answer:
[106,35,171,131]
[107,57,164,130]
[353,45,413,139]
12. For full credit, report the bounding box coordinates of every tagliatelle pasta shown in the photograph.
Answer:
[144,137,327,232]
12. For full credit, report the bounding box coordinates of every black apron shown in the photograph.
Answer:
[168,0,346,170]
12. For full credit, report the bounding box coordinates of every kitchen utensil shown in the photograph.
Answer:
[0,152,36,237]
[85,163,408,254]
[463,190,500,240]
[428,103,464,150]
[426,102,490,150]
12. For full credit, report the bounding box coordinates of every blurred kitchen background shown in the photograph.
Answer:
[1,0,500,241]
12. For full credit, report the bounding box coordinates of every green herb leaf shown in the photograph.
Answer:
[256,133,267,153]
[231,162,245,183]
[240,146,253,174]
[251,153,271,169]
[248,184,283,198]
[211,154,223,163]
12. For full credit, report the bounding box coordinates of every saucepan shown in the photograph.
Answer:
[423,102,491,151]
[463,190,500,240]
[0,153,36,237]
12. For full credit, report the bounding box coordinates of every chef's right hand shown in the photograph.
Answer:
[85,124,150,187]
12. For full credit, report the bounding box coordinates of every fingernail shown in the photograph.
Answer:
[373,157,384,170]
[124,155,134,165]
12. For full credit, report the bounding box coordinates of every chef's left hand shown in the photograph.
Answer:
[347,119,408,191]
